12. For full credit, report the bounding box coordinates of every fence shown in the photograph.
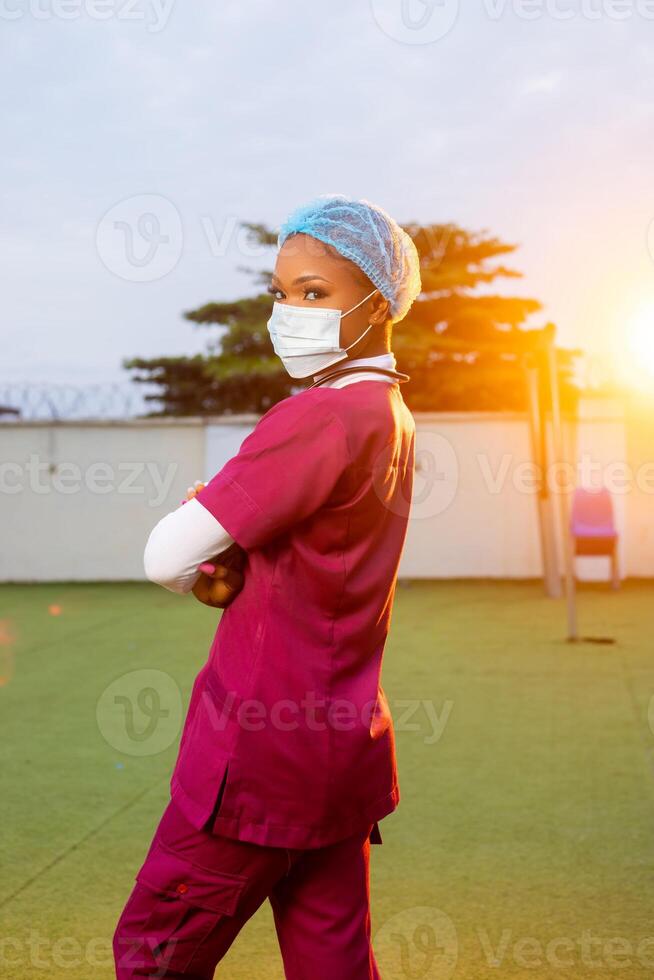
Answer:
[0,382,159,422]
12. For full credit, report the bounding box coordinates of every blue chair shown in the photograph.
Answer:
[570,488,619,589]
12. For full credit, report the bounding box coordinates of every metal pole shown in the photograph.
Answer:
[525,357,561,597]
[545,329,578,641]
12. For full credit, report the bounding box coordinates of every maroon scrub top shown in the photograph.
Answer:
[170,380,415,849]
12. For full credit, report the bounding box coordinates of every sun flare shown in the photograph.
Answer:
[625,304,654,383]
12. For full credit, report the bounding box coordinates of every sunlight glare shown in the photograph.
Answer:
[626,304,654,384]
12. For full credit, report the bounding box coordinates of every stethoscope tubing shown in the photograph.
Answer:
[306,366,410,389]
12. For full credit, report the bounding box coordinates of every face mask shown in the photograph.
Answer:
[267,288,379,379]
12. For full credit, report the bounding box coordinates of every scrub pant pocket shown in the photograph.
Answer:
[113,843,249,977]
[112,800,293,979]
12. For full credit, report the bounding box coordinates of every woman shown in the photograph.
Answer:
[113,194,421,979]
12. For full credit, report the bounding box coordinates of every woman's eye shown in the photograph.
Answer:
[267,283,326,302]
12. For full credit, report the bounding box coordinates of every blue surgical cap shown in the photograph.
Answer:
[277,194,422,323]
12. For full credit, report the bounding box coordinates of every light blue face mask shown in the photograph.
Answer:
[267,288,378,379]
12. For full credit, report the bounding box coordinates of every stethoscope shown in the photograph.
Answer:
[306,365,410,390]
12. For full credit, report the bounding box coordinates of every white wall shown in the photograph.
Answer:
[1,406,652,582]
[0,420,205,581]
[398,414,543,579]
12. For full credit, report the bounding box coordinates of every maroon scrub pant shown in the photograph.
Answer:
[112,799,381,979]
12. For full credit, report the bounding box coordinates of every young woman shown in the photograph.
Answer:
[113,194,421,979]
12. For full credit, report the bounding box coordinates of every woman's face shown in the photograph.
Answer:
[269,233,390,354]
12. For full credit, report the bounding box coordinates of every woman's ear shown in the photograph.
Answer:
[369,294,391,326]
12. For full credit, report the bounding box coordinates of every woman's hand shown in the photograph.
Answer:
[192,562,244,609]
[184,480,247,608]
[183,480,206,503]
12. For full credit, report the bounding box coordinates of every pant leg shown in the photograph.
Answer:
[269,824,381,980]
[113,799,294,979]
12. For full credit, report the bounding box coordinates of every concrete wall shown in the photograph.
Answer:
[398,414,543,579]
[1,403,652,582]
[0,420,205,581]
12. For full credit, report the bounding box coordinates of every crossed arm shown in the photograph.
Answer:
[144,402,350,608]
[144,484,244,608]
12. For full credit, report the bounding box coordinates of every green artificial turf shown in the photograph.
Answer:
[1,580,654,979]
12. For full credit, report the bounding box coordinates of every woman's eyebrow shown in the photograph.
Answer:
[291,274,332,285]
[270,273,333,287]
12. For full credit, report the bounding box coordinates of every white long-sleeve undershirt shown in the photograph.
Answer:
[143,497,234,595]
[143,354,398,595]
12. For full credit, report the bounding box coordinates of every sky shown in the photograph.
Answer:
[2,0,654,394]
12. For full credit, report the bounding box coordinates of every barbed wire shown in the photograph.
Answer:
[0,383,163,421]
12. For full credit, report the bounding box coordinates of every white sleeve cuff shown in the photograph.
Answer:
[143,497,235,595]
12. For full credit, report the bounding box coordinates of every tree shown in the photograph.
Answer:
[124,222,578,416]
[396,223,577,411]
